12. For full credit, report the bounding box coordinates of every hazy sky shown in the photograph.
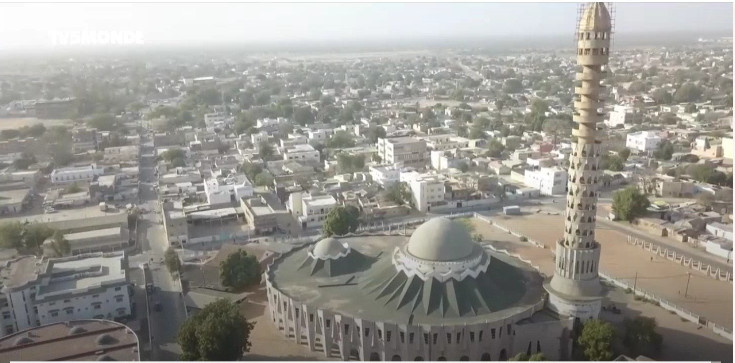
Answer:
[0,2,732,51]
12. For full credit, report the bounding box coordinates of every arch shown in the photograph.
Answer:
[499,349,508,361]
[349,348,360,361]
[392,355,402,361]
[437,357,447,361]
[414,357,424,361]
[370,352,380,361]
[481,353,492,361]
[460,356,470,361]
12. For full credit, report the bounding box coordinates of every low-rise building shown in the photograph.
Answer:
[706,222,733,241]
[287,192,338,229]
[369,165,404,187]
[0,252,130,337]
[163,203,188,247]
[408,174,446,212]
[626,131,662,153]
[72,127,98,154]
[524,167,567,196]
[282,144,320,162]
[377,137,427,167]
[241,196,279,235]
[43,227,130,256]
[50,165,104,184]
[203,175,254,206]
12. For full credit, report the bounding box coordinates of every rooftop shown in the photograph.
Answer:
[63,227,123,241]
[0,319,139,363]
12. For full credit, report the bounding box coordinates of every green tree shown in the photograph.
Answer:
[322,205,360,237]
[529,353,546,361]
[503,78,523,94]
[254,171,274,187]
[164,247,182,275]
[366,125,387,143]
[486,139,505,158]
[48,231,70,257]
[177,299,254,360]
[293,107,315,126]
[612,186,651,222]
[0,129,20,140]
[220,250,261,290]
[258,141,274,161]
[161,148,186,162]
[327,130,356,148]
[239,161,263,181]
[674,83,702,103]
[23,224,54,253]
[64,182,83,194]
[542,118,571,145]
[618,148,631,161]
[604,155,625,171]
[384,182,410,206]
[623,317,663,357]
[337,153,365,173]
[653,140,674,161]
[457,161,470,172]
[510,353,530,361]
[87,113,119,131]
[578,319,616,361]
[12,151,36,170]
[686,164,713,183]
[651,89,673,105]
[0,222,24,249]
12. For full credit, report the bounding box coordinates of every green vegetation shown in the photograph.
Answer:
[48,231,71,257]
[219,250,261,290]
[257,141,274,161]
[12,151,37,170]
[612,187,651,222]
[653,140,674,161]
[578,319,616,361]
[623,317,663,358]
[383,182,412,206]
[164,247,182,275]
[322,205,360,237]
[254,171,274,187]
[177,299,254,360]
[336,153,365,173]
[327,130,356,148]
[64,182,83,194]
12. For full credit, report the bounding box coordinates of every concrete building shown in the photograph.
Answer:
[0,319,140,362]
[626,131,662,153]
[163,207,188,247]
[721,136,733,162]
[706,222,733,241]
[203,175,254,206]
[241,196,280,235]
[369,165,404,187]
[283,144,320,162]
[546,2,611,321]
[524,167,568,196]
[0,189,30,215]
[430,151,470,171]
[287,192,338,229]
[423,134,470,152]
[72,128,98,154]
[377,137,427,167]
[0,252,130,337]
[266,218,573,361]
[308,129,334,142]
[605,105,635,128]
[102,145,140,163]
[408,174,446,213]
[43,227,130,256]
[50,164,104,184]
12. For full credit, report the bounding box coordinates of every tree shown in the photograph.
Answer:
[366,125,387,143]
[220,250,261,290]
[578,319,616,361]
[384,183,410,206]
[674,83,702,103]
[64,182,83,194]
[457,161,470,172]
[12,151,36,170]
[653,140,674,161]
[258,141,274,161]
[686,164,713,183]
[503,78,523,94]
[22,224,54,253]
[696,192,716,208]
[612,186,651,222]
[48,231,70,257]
[603,155,625,171]
[0,222,24,249]
[707,171,729,186]
[327,130,356,148]
[164,247,182,275]
[239,161,263,181]
[161,148,186,163]
[651,89,673,105]
[322,205,360,237]
[623,317,663,357]
[542,118,571,145]
[177,299,254,360]
[337,153,365,173]
[0,129,20,140]
[254,171,274,187]
[529,353,546,361]
[486,139,505,158]
[293,107,315,126]
[87,113,119,131]
[618,147,631,161]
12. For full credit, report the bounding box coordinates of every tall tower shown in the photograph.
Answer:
[545,2,612,321]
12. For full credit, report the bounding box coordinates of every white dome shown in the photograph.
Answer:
[311,237,349,260]
[406,218,475,261]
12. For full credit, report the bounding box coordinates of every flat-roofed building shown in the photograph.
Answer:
[1,205,129,234]
[0,319,139,363]
[282,143,320,162]
[0,188,30,215]
[377,137,427,167]
[0,252,130,336]
[72,127,98,154]
[241,196,279,235]
[164,207,188,247]
[43,227,129,256]
[50,164,104,184]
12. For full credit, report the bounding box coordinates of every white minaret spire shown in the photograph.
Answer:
[545,2,612,321]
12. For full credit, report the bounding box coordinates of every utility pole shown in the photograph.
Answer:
[684,272,691,297]
[633,271,638,291]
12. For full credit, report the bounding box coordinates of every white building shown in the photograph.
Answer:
[251,131,270,146]
[283,144,320,162]
[423,134,470,152]
[0,252,130,337]
[430,150,470,171]
[256,117,289,129]
[524,167,568,196]
[408,174,446,212]
[706,223,733,241]
[369,165,404,186]
[626,131,662,153]
[307,129,334,142]
[203,175,254,206]
[50,165,105,184]
[377,137,427,167]
[287,192,338,229]
[605,105,635,128]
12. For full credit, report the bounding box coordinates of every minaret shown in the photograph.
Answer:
[545,2,611,321]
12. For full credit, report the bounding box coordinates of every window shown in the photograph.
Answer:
[446,333,451,344]
[309,314,314,322]
[491,328,496,339]
[50,311,59,317]
[378,329,382,340]
[92,294,99,298]
[345,324,350,334]
[479,330,484,342]
[2,312,10,320]
[93,303,101,310]
[470,332,475,342]
[432,333,438,345]
[365,328,370,337]
[507,324,511,335]
[386,331,392,342]
[65,308,73,315]
[410,332,415,344]
[115,286,122,291]
[456,332,461,343]
[423,333,429,344]
[400,332,405,343]
[325,319,331,329]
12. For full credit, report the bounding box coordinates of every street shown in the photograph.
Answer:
[128,131,188,360]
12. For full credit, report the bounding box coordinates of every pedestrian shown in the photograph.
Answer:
[650,256,653,262]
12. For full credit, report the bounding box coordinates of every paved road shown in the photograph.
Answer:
[128,131,188,360]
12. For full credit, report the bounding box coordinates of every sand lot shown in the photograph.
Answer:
[0,117,72,130]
